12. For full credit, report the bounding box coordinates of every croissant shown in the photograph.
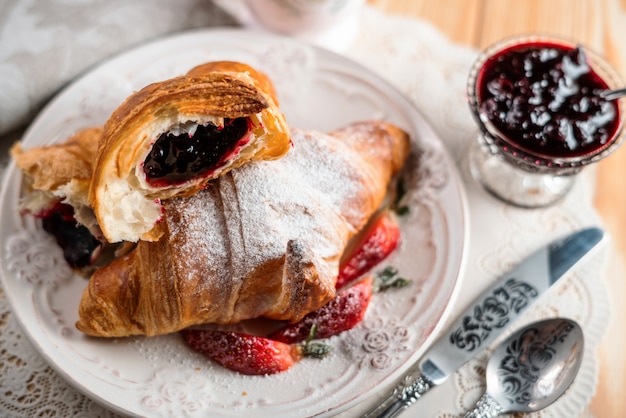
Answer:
[76,121,410,337]
[11,127,102,233]
[89,61,291,243]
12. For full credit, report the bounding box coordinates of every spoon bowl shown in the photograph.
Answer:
[464,318,584,418]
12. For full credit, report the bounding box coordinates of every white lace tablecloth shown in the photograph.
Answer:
[0,1,610,417]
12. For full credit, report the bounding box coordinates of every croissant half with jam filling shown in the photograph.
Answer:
[10,127,112,272]
[90,61,292,243]
[76,121,411,338]
[11,127,101,222]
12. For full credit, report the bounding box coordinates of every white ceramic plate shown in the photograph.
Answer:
[0,29,468,417]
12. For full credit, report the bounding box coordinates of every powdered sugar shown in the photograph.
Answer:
[163,123,402,323]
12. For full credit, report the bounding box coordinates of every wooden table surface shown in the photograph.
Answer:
[367,1,626,417]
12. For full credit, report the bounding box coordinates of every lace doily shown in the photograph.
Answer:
[0,2,609,417]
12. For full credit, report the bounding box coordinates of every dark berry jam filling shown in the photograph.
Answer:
[477,42,620,158]
[38,203,101,270]
[143,117,251,187]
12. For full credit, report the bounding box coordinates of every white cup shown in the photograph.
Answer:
[244,0,365,51]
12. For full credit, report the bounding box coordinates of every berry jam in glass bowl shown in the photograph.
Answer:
[467,35,625,207]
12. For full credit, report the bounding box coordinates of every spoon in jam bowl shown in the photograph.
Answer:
[463,318,584,418]
[467,35,625,207]
[597,86,626,101]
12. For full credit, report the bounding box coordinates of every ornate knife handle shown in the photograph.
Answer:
[362,374,434,418]
[462,393,504,418]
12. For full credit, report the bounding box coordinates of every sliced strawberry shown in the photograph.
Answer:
[269,275,373,344]
[182,329,298,375]
[182,328,329,375]
[336,212,400,289]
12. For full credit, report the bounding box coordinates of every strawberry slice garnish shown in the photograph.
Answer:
[182,327,329,375]
[269,275,373,344]
[336,212,400,289]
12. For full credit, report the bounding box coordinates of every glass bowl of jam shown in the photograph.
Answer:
[467,35,625,207]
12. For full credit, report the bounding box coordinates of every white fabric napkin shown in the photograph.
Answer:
[0,0,238,137]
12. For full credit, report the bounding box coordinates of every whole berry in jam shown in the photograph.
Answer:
[477,42,620,158]
[143,117,250,186]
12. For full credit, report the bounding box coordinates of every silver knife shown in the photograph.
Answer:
[363,227,604,418]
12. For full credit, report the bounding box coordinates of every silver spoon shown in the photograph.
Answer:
[597,87,626,101]
[463,318,584,418]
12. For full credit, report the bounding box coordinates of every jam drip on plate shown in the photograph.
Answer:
[39,202,101,270]
[143,117,250,186]
[478,43,620,158]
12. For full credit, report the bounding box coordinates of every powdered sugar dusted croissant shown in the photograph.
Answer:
[76,121,410,337]
[90,61,291,243]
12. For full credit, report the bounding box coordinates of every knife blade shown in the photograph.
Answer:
[363,227,604,418]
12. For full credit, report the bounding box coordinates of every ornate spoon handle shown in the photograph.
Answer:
[362,374,434,418]
[463,393,504,418]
